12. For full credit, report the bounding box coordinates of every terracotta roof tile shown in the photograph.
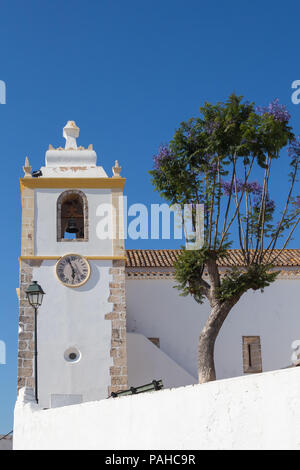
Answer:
[125,249,300,268]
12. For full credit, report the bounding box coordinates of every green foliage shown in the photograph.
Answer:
[150,93,298,306]
[149,94,294,208]
[217,265,279,302]
[149,94,296,254]
[174,247,229,303]
[173,249,207,303]
[174,248,278,305]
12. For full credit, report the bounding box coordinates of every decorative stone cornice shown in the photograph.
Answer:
[20,177,126,199]
[126,267,300,280]
[48,145,94,151]
[126,271,174,280]
[276,270,300,279]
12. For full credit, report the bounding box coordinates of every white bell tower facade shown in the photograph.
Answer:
[17,122,128,408]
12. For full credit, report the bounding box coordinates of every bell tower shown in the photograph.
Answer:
[17,122,128,408]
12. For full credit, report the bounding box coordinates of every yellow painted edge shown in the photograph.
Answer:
[20,177,125,204]
[86,256,126,260]
[20,177,125,191]
[19,255,127,261]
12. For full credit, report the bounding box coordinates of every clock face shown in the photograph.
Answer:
[56,254,90,287]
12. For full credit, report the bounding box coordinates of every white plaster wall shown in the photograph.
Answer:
[13,368,300,450]
[127,332,197,388]
[126,278,300,380]
[34,188,113,256]
[32,260,113,409]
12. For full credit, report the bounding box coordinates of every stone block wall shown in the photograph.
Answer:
[17,259,42,392]
[21,187,34,256]
[106,259,128,395]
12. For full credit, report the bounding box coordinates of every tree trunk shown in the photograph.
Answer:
[197,328,217,383]
[197,300,237,384]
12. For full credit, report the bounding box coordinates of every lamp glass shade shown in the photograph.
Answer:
[25,281,45,308]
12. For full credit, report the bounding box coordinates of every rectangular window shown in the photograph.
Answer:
[242,336,262,373]
[148,337,160,348]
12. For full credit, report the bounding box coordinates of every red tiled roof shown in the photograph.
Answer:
[125,249,300,268]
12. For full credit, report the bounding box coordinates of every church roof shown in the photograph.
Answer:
[125,249,300,268]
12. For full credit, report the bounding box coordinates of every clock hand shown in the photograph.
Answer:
[70,260,82,281]
[68,260,76,280]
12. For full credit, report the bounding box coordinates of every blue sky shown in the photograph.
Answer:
[1,0,300,432]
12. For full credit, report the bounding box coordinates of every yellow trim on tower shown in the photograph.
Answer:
[20,177,126,201]
[19,255,127,261]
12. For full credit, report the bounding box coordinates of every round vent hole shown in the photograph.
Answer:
[64,347,81,363]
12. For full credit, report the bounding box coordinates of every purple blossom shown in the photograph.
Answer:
[288,136,300,159]
[265,199,275,211]
[245,181,263,195]
[205,120,220,135]
[221,179,263,196]
[295,196,300,208]
[153,145,172,170]
[221,181,233,195]
[209,160,218,174]
[257,98,290,123]
[221,179,275,211]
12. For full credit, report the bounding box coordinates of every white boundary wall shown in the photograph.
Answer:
[14,367,300,450]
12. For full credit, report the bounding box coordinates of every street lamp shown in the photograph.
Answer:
[25,281,45,403]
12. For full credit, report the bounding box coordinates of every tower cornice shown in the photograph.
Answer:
[19,255,127,261]
[20,177,126,202]
[20,176,125,189]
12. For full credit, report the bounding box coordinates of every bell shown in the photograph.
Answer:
[65,218,79,233]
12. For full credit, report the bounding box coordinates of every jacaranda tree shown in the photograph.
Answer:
[150,94,300,383]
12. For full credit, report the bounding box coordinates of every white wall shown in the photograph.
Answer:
[32,260,113,409]
[126,278,300,380]
[34,188,113,256]
[127,332,197,388]
[13,367,300,450]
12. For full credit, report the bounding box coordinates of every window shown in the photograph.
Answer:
[57,190,88,242]
[242,336,262,373]
[148,337,160,348]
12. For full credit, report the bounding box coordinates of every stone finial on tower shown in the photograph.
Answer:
[23,156,32,178]
[112,160,122,177]
[63,121,79,150]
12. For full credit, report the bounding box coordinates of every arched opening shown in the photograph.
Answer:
[57,190,88,242]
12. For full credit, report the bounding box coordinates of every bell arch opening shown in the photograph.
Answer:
[57,190,88,242]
